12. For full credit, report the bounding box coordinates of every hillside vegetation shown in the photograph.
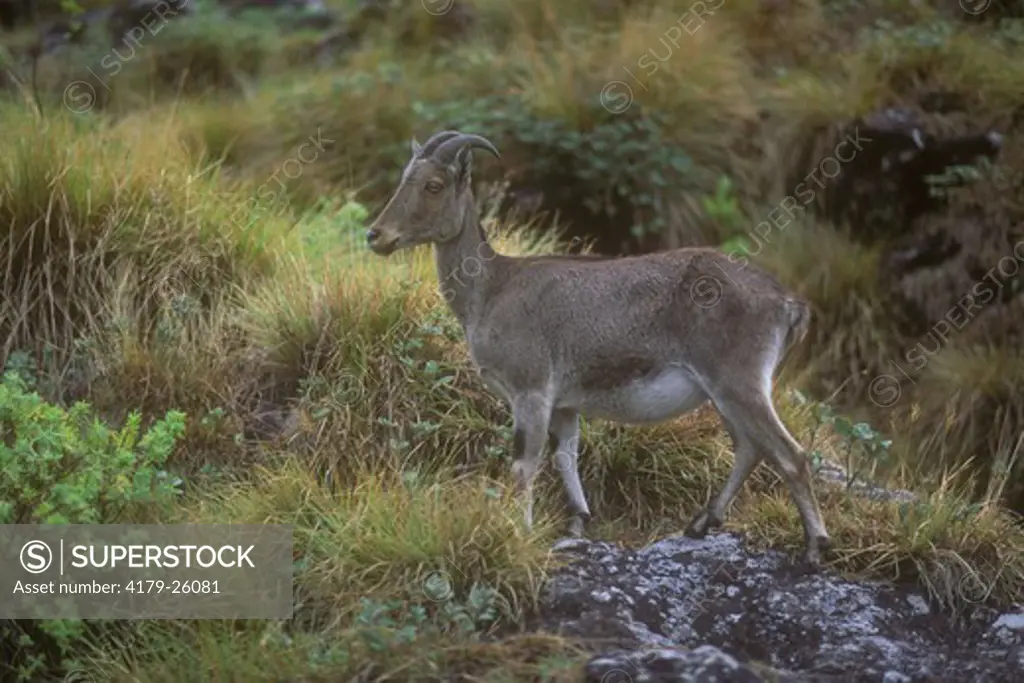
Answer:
[1,0,1023,680]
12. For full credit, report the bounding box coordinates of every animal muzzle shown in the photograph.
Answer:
[366,226,398,255]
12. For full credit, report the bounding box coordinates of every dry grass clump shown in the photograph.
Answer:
[0,105,285,379]
[94,626,583,683]
[73,457,567,682]
[18,3,299,115]
[720,0,830,68]
[178,460,554,617]
[0,104,307,473]
[893,346,1024,505]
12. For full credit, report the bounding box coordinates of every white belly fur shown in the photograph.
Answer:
[577,367,708,424]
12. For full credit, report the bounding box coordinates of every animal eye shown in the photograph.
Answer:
[425,180,443,193]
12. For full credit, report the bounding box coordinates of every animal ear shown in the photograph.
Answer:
[410,137,422,157]
[450,145,473,185]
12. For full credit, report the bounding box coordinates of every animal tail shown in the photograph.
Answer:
[778,296,811,371]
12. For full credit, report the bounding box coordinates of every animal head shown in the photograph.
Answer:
[366,130,500,256]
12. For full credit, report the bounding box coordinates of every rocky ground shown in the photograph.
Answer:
[538,532,1023,682]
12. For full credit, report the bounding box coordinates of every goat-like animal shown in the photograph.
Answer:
[366,130,831,565]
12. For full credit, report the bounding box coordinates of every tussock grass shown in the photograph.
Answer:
[0,106,285,370]
[177,459,554,615]
[852,22,1024,122]
[735,471,1024,616]
[720,0,829,68]
[0,105,299,471]
[5,1,1024,679]
[94,626,583,683]
[24,3,297,114]
[893,345,1024,507]
[80,458,563,682]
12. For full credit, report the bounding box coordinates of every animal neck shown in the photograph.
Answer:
[433,201,501,330]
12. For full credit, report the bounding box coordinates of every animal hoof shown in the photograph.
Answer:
[683,526,705,539]
[798,553,822,573]
[567,515,586,538]
[552,536,589,553]
[683,508,719,539]
[800,535,831,570]
[815,534,833,554]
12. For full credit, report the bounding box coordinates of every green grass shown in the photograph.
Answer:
[3,0,1024,680]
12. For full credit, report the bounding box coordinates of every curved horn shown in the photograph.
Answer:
[416,130,463,158]
[432,133,501,163]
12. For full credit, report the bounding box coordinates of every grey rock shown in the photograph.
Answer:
[534,534,1022,683]
[993,610,1024,633]
[881,672,912,683]
[584,645,792,683]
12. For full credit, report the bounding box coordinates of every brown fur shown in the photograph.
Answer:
[366,131,831,566]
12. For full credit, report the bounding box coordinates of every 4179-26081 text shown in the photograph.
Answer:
[11,579,221,595]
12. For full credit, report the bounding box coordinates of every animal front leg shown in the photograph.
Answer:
[548,408,591,537]
[509,393,552,532]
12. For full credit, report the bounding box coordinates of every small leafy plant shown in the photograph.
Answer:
[791,389,893,488]
[0,371,187,525]
[336,583,500,666]
[703,175,744,233]
[0,370,187,681]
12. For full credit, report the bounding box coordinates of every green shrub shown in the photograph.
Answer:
[412,93,694,241]
[0,369,186,682]
[0,370,186,525]
[129,3,277,96]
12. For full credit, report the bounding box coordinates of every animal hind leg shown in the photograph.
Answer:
[711,384,830,565]
[684,414,761,538]
[548,407,591,537]
[758,398,831,564]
